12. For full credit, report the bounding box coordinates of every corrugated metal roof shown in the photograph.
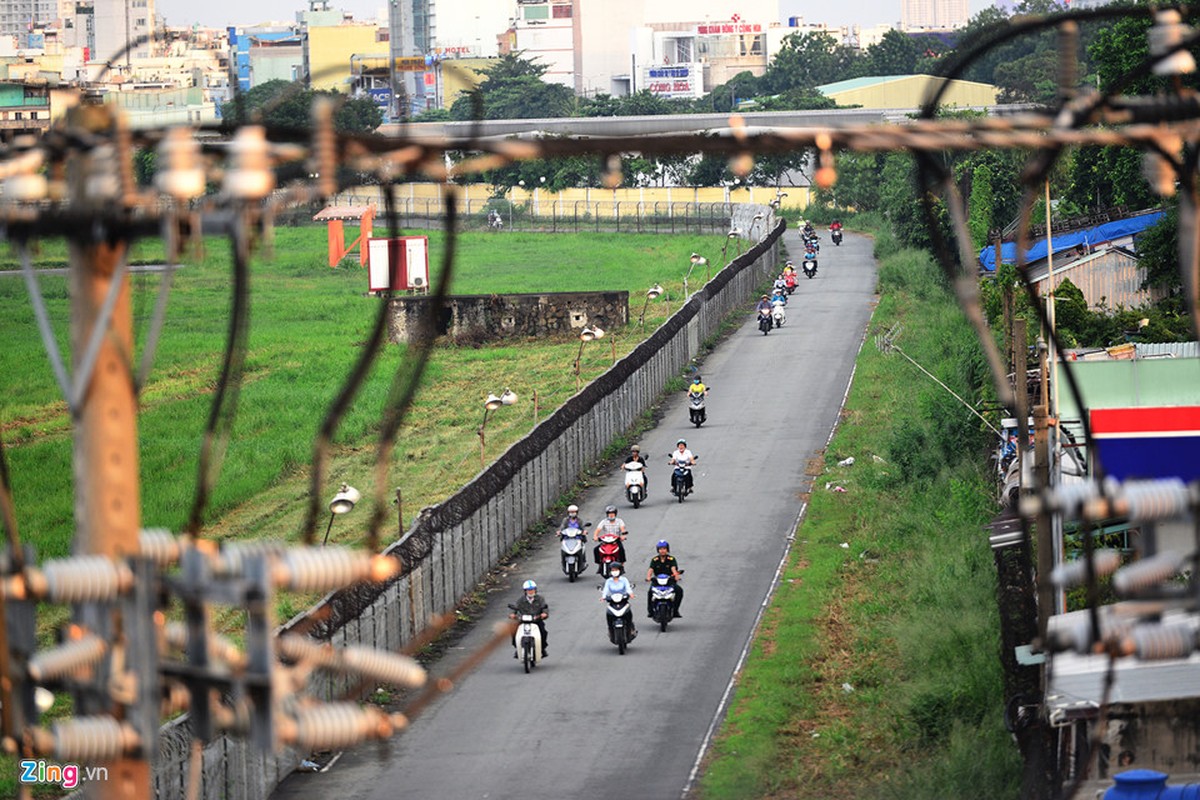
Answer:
[816,75,909,93]
[1137,342,1200,359]
[1047,649,1200,709]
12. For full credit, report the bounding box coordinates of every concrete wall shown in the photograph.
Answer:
[387,291,630,344]
[148,211,783,800]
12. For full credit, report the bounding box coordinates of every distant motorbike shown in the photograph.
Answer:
[604,592,635,654]
[649,573,683,632]
[487,212,503,230]
[758,308,773,335]
[802,256,818,279]
[688,390,707,428]
[784,272,798,294]
[831,228,843,246]
[623,461,646,508]
[558,525,589,582]
[771,298,786,328]
[507,604,543,673]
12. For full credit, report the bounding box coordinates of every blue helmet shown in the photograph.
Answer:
[522,580,537,591]
[656,540,670,550]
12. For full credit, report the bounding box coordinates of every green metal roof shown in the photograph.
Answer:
[816,75,912,94]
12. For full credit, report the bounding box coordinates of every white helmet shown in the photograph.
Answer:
[567,504,579,514]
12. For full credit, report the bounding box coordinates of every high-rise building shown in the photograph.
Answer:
[0,0,59,47]
[93,0,156,69]
[901,0,968,30]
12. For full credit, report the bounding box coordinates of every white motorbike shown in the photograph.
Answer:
[507,605,543,673]
[623,461,646,508]
[604,592,636,655]
[558,526,589,582]
[649,574,679,632]
[771,298,786,328]
[688,390,707,428]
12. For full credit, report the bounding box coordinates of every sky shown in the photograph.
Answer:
[156,0,999,33]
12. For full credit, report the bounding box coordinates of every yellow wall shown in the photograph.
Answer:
[338,183,811,218]
[828,76,998,109]
[308,24,381,92]
[439,59,490,109]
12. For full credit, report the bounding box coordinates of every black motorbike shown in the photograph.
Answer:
[758,308,773,335]
[649,573,683,632]
[802,258,818,279]
[831,228,843,246]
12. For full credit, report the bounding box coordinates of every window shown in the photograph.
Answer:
[552,5,571,17]
[524,5,549,19]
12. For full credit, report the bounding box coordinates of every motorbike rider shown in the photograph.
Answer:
[487,208,502,229]
[558,504,589,569]
[509,579,549,658]
[593,505,628,573]
[623,443,649,496]
[646,540,684,618]
[830,219,843,232]
[601,562,637,638]
[688,376,708,399]
[669,438,697,493]
[755,294,773,316]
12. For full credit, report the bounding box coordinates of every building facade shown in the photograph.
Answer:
[0,0,59,48]
[93,0,156,68]
[900,0,968,30]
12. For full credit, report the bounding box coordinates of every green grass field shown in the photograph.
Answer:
[1,227,728,562]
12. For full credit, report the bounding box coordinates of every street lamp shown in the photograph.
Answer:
[722,229,743,263]
[573,325,605,392]
[749,212,764,239]
[638,283,664,329]
[478,388,518,467]
[323,482,361,545]
[684,253,707,297]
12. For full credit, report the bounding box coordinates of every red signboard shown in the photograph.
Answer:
[1090,406,1200,481]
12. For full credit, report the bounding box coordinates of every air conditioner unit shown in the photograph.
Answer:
[367,235,429,293]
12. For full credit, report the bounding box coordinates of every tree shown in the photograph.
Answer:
[866,30,920,76]
[967,163,995,248]
[761,32,859,94]
[448,53,576,120]
[1136,204,1181,292]
[221,80,382,133]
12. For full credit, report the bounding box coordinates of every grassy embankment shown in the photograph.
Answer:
[699,213,1022,799]
[0,226,730,797]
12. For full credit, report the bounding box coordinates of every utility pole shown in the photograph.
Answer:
[1033,337,1053,642]
[66,104,149,800]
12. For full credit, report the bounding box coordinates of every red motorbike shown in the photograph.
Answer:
[596,531,625,577]
[784,271,798,294]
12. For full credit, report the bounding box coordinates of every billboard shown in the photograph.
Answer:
[1090,406,1200,482]
[643,63,702,99]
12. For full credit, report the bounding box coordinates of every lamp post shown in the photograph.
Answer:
[477,388,518,467]
[684,253,707,298]
[573,325,604,392]
[721,229,742,263]
[323,482,361,545]
[749,212,764,239]
[638,283,664,329]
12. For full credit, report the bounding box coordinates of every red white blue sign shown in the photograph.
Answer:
[1089,406,1200,481]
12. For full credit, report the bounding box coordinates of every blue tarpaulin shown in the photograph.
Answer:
[977,211,1165,272]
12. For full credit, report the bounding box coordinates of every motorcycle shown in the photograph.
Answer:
[831,228,843,246]
[623,461,646,508]
[758,308,773,335]
[558,525,589,582]
[669,458,696,503]
[649,573,681,632]
[771,298,786,328]
[487,212,503,230]
[802,256,818,279]
[507,604,543,673]
[784,271,798,294]
[604,592,635,654]
[596,531,625,577]
[688,390,707,428]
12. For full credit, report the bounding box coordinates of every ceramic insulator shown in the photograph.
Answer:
[1113,550,1185,597]
[49,718,137,762]
[1132,624,1196,660]
[1050,549,1123,588]
[138,528,181,567]
[43,556,131,602]
[28,634,107,682]
[1123,478,1190,521]
[340,646,426,689]
[277,547,371,592]
[289,703,387,750]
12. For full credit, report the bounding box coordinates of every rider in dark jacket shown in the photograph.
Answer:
[646,540,684,618]
[509,580,549,657]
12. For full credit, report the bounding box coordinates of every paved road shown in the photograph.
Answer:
[272,228,877,800]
